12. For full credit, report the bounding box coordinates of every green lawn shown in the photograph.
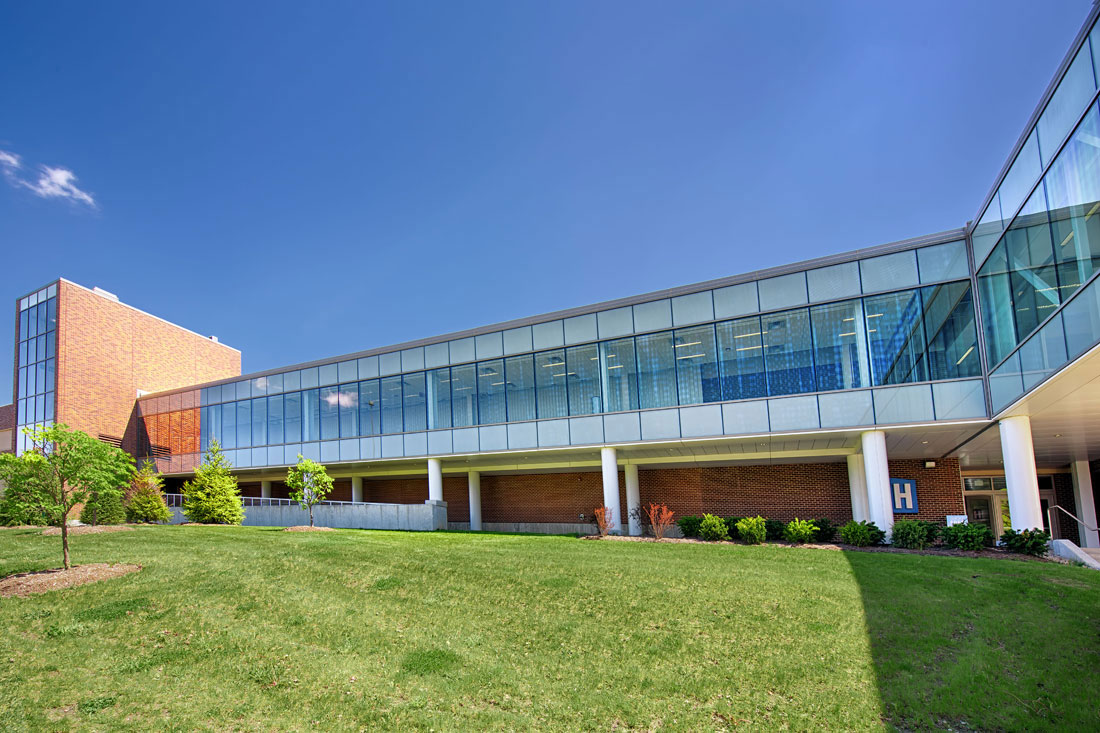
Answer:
[1,526,1098,731]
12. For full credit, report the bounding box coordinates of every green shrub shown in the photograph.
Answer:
[698,513,730,541]
[891,519,939,550]
[942,522,993,551]
[1001,528,1050,556]
[764,519,786,541]
[722,516,742,539]
[182,441,244,525]
[784,518,817,544]
[677,515,702,538]
[79,491,126,525]
[735,516,767,544]
[126,484,172,523]
[839,520,886,547]
[812,518,837,543]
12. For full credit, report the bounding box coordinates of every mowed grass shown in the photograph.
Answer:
[0,527,1098,731]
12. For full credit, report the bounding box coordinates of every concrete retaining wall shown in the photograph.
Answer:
[169,500,448,531]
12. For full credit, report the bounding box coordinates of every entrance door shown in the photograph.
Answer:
[965,495,993,530]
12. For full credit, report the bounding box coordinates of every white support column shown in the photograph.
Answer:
[261,481,272,499]
[468,471,482,531]
[600,447,623,534]
[1070,460,1098,547]
[847,454,870,523]
[861,430,894,539]
[625,464,641,536]
[351,477,363,503]
[999,415,1043,531]
[427,458,443,503]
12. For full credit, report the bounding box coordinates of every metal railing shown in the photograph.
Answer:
[1048,504,1099,540]
[164,494,359,509]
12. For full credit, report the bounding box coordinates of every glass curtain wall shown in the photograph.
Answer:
[15,285,58,454]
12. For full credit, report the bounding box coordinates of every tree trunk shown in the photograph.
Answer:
[309,504,314,528]
[61,511,70,570]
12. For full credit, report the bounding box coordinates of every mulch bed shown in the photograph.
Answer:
[583,534,1056,562]
[0,563,142,598]
[41,525,134,537]
[284,525,335,532]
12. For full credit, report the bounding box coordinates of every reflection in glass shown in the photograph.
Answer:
[636,331,677,408]
[762,309,815,395]
[922,282,981,380]
[381,376,403,433]
[810,299,869,391]
[451,364,478,427]
[534,350,568,419]
[505,355,536,422]
[358,380,380,436]
[477,359,506,424]
[865,290,928,385]
[428,368,453,430]
[674,325,719,405]
[601,338,638,412]
[566,344,601,416]
[403,372,427,432]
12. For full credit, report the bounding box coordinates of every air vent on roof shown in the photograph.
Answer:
[98,434,124,448]
[92,287,119,301]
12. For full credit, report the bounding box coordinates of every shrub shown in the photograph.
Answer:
[812,518,837,543]
[735,516,767,544]
[182,440,244,525]
[942,522,993,551]
[124,460,171,523]
[764,519,786,541]
[644,503,675,540]
[891,519,939,550]
[784,518,817,544]
[80,491,126,525]
[698,513,730,541]
[1001,528,1050,556]
[677,515,703,538]
[593,506,614,537]
[722,516,742,539]
[839,520,886,547]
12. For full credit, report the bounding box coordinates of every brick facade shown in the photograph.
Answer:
[0,402,14,453]
[55,281,240,458]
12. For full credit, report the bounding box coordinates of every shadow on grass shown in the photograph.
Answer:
[842,549,1100,731]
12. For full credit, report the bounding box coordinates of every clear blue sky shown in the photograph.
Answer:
[0,1,1093,396]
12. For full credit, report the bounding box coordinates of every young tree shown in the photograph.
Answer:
[285,455,334,528]
[0,451,60,526]
[125,460,172,523]
[18,424,135,569]
[181,440,244,525]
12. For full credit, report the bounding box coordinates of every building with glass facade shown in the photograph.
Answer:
[5,6,1100,548]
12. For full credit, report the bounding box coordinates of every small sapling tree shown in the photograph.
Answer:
[644,502,675,540]
[18,424,134,569]
[182,440,244,525]
[286,455,334,528]
[593,506,614,537]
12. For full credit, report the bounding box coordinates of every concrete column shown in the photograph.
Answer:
[999,415,1043,531]
[1070,460,1099,547]
[351,476,363,503]
[261,481,272,499]
[847,453,870,523]
[600,447,623,534]
[427,458,443,503]
[625,464,641,536]
[468,471,482,531]
[861,430,894,539]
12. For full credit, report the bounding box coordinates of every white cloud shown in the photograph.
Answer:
[0,148,96,208]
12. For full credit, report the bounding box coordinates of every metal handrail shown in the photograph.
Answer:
[1047,504,1099,536]
[163,493,359,509]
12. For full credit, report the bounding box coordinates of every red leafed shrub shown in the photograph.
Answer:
[645,503,675,540]
[594,506,614,537]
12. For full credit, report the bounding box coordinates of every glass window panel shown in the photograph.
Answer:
[922,282,981,380]
[534,350,568,419]
[978,240,1017,367]
[35,394,44,423]
[635,331,677,409]
[762,309,815,395]
[301,367,319,389]
[673,325,719,405]
[237,400,252,448]
[450,363,478,426]
[403,372,427,432]
[476,359,507,424]
[19,308,28,341]
[302,388,320,442]
[917,241,969,283]
[46,297,56,331]
[600,338,638,412]
[1005,185,1059,340]
[35,302,45,336]
[974,194,1004,267]
[284,391,302,443]
[252,397,267,446]
[337,360,358,383]
[282,370,301,392]
[18,367,27,399]
[860,251,919,293]
[36,335,44,364]
[18,340,27,368]
[566,344,601,415]
[251,376,269,396]
[810,299,870,391]
[17,398,26,425]
[235,381,251,400]
[381,376,403,433]
[221,402,237,449]
[318,363,339,387]
[999,129,1042,227]
[35,360,46,395]
[319,386,340,440]
[1037,46,1096,166]
[1047,105,1100,301]
[505,355,536,422]
[865,289,929,385]
[26,337,36,366]
[358,380,380,435]
[46,331,55,359]
[267,395,284,445]
[266,372,283,394]
[427,368,453,430]
[44,359,55,392]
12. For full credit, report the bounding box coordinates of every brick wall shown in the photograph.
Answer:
[0,402,14,453]
[55,281,240,457]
